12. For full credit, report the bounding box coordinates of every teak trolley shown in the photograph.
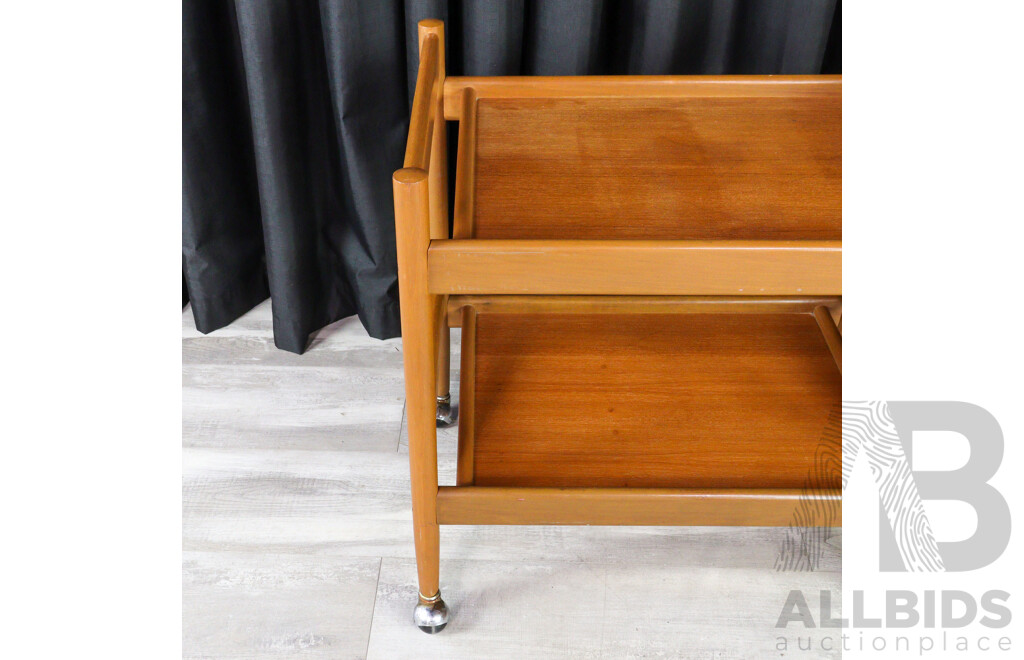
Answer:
[394,20,842,633]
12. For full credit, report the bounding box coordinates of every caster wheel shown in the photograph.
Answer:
[414,592,449,634]
[436,395,457,428]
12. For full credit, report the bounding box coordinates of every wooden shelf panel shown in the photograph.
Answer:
[458,81,840,241]
[458,311,840,489]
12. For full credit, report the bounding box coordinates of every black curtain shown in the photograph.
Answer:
[183,0,841,354]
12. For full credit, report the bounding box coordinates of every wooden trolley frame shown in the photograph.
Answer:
[393,20,841,626]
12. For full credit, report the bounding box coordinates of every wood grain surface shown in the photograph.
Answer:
[428,239,841,295]
[467,91,840,240]
[467,312,841,489]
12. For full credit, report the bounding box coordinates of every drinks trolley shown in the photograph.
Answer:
[393,20,841,633]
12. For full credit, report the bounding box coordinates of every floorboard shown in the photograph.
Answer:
[183,301,840,659]
[183,551,380,659]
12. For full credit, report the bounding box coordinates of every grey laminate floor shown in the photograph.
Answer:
[183,301,840,659]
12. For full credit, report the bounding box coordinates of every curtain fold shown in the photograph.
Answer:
[183,0,841,353]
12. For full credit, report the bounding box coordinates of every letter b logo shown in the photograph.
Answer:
[844,401,1011,572]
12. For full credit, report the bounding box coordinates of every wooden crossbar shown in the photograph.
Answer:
[427,240,841,296]
[436,487,841,526]
[446,295,841,324]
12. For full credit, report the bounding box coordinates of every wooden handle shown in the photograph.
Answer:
[403,36,438,171]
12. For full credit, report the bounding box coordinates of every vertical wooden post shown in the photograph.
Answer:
[393,167,440,601]
[419,19,452,408]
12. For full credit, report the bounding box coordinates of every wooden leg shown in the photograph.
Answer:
[436,318,450,399]
[393,168,445,628]
[394,18,450,633]
[435,317,456,426]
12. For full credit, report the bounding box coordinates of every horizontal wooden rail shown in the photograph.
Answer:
[403,35,438,170]
[436,487,841,526]
[444,75,840,119]
[427,240,841,296]
[446,295,841,325]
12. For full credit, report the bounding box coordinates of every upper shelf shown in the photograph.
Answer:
[450,76,841,242]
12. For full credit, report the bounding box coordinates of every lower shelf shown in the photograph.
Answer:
[457,310,841,490]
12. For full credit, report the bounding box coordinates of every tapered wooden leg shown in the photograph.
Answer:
[393,168,444,628]
[398,18,450,633]
[435,320,455,427]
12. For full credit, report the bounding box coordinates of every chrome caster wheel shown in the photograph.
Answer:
[436,394,457,428]
[414,592,449,634]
